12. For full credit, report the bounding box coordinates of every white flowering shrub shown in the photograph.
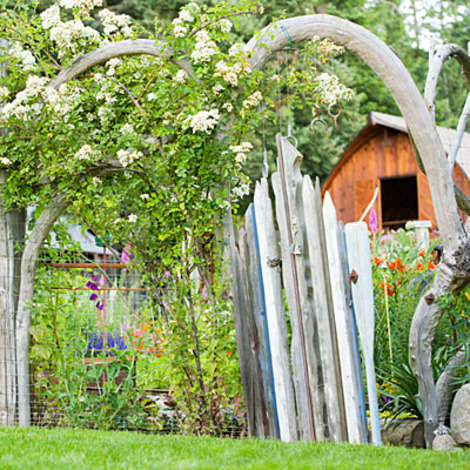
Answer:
[0,0,355,434]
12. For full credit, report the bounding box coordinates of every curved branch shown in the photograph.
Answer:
[16,196,69,426]
[424,44,470,121]
[436,348,467,427]
[49,39,197,90]
[247,14,465,252]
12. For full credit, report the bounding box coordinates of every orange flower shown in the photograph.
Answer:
[427,261,435,270]
[373,257,384,266]
[379,281,395,296]
[418,250,425,257]
[416,263,424,271]
[227,351,232,356]
[388,261,396,271]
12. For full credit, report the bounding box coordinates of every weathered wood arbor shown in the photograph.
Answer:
[1,15,469,451]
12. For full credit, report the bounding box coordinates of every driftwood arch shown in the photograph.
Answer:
[13,15,470,448]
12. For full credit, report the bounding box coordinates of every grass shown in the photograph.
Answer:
[1,427,469,469]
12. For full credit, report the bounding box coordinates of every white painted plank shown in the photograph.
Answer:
[254,178,298,442]
[345,221,382,446]
[302,175,347,442]
[322,191,364,444]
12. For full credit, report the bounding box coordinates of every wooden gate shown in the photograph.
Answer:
[229,134,381,445]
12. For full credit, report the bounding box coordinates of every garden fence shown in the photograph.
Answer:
[229,134,382,444]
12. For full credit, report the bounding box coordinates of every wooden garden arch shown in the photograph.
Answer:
[13,15,470,448]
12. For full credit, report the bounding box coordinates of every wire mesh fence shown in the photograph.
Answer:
[1,242,246,437]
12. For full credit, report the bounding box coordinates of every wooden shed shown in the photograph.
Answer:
[322,112,470,230]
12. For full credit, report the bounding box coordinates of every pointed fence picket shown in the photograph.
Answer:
[229,135,381,446]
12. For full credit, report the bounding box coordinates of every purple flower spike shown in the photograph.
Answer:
[92,275,99,282]
[86,281,99,290]
[90,293,98,301]
[96,301,104,311]
[368,207,378,233]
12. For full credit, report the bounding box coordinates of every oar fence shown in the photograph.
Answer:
[229,134,381,445]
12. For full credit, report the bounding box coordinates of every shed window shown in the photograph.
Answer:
[380,175,418,229]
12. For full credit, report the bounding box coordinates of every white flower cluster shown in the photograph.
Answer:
[121,123,134,135]
[232,179,250,200]
[128,213,137,223]
[117,149,143,167]
[228,43,247,58]
[1,75,47,120]
[242,91,262,108]
[0,86,9,101]
[315,73,354,105]
[172,3,199,37]
[48,83,83,117]
[10,43,36,71]
[174,69,187,83]
[106,58,121,76]
[187,109,220,134]
[59,0,103,11]
[214,61,244,87]
[50,19,100,57]
[40,5,61,29]
[0,157,12,167]
[222,102,232,112]
[75,144,101,161]
[219,19,232,33]
[191,30,218,64]
[230,141,253,164]
[98,9,132,37]
[313,37,345,57]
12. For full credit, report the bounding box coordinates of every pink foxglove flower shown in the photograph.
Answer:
[368,207,378,233]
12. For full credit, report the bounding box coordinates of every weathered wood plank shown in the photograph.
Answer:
[338,221,368,443]
[345,221,382,445]
[254,179,298,442]
[245,205,277,437]
[323,192,365,443]
[301,175,347,442]
[272,134,325,441]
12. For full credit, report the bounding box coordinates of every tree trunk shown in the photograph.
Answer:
[16,197,69,426]
[0,171,25,426]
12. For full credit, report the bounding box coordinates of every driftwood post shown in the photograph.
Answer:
[253,179,297,442]
[301,176,347,442]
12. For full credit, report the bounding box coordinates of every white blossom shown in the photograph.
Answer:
[222,102,233,112]
[0,157,12,166]
[179,9,194,22]
[232,181,250,199]
[212,83,224,95]
[59,0,103,11]
[117,148,143,167]
[50,20,100,57]
[242,91,262,108]
[0,86,9,101]
[40,5,61,29]
[228,43,247,58]
[121,123,134,134]
[75,144,101,161]
[191,30,218,64]
[172,19,187,38]
[10,43,36,71]
[214,61,246,86]
[128,213,137,223]
[187,109,220,134]
[230,141,252,164]
[106,58,121,76]
[92,176,102,184]
[147,93,157,101]
[98,9,132,36]
[315,73,353,105]
[219,19,232,33]
[140,193,150,200]
[174,69,187,83]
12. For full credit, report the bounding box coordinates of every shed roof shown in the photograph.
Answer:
[369,111,470,177]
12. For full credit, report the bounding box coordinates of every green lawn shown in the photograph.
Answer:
[0,427,469,470]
